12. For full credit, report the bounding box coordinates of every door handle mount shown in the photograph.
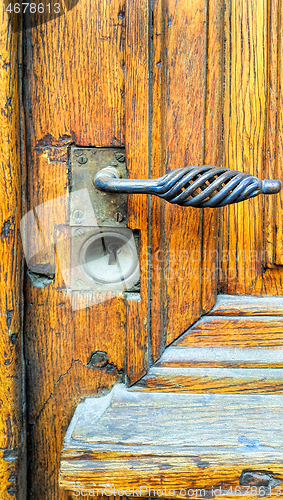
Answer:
[94,165,281,208]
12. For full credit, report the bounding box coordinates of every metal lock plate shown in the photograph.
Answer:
[70,226,140,292]
[70,147,127,227]
[69,147,140,292]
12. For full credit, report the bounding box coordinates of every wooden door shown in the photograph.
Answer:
[1,0,283,498]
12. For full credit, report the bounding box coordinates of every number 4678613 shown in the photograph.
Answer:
[6,3,61,14]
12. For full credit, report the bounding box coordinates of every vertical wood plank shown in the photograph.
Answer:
[162,0,206,345]
[151,0,166,362]
[0,5,26,499]
[273,0,283,265]
[125,0,149,384]
[23,3,127,498]
[221,0,268,294]
[151,0,218,356]
[201,0,223,313]
[23,0,125,147]
[220,0,283,295]
[264,0,280,267]
[264,0,283,269]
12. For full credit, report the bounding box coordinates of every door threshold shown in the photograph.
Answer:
[59,384,283,497]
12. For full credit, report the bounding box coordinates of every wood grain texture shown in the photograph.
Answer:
[60,386,283,496]
[23,0,152,497]
[0,5,25,499]
[150,0,222,356]
[135,367,283,393]
[209,294,283,316]
[265,0,283,267]
[125,296,147,385]
[273,0,283,265]
[220,0,267,294]
[220,0,283,294]
[155,346,283,368]
[264,0,280,267]
[125,0,149,385]
[150,0,166,362]
[139,302,283,393]
[23,4,127,499]
[163,0,204,346]
[150,0,208,357]
[201,0,223,313]
[25,285,125,500]
[23,0,283,496]
[23,0,125,147]
[174,316,283,347]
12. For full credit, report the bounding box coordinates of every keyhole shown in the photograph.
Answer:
[107,242,121,265]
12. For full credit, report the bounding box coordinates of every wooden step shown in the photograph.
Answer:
[209,295,283,316]
[134,343,283,393]
[134,367,283,393]
[60,384,283,497]
[155,346,283,368]
[174,316,283,348]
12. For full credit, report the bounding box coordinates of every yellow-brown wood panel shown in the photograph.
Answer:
[22,0,151,498]
[202,0,223,312]
[125,0,149,385]
[162,0,204,346]
[150,0,220,358]
[23,3,125,499]
[265,0,283,267]
[220,0,283,294]
[0,5,25,499]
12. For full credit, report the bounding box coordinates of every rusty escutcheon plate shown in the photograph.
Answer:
[70,147,127,227]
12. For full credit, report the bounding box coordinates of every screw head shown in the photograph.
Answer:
[75,279,84,287]
[114,212,124,223]
[78,155,88,165]
[114,152,125,163]
[75,227,86,236]
[73,209,84,223]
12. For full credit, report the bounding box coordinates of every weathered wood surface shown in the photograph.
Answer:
[265,0,283,267]
[160,0,204,347]
[23,3,127,499]
[0,5,25,499]
[155,346,283,368]
[150,0,221,360]
[174,316,283,347]
[23,0,283,496]
[137,306,283,391]
[23,0,222,496]
[135,367,283,393]
[210,295,283,316]
[60,385,283,497]
[150,0,165,361]
[125,0,149,386]
[220,0,283,294]
[201,0,223,313]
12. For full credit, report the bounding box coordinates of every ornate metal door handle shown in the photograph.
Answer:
[94,165,281,208]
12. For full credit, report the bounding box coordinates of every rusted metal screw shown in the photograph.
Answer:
[114,152,125,163]
[78,155,88,165]
[114,212,124,223]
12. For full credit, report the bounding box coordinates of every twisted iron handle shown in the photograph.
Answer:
[94,166,281,208]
